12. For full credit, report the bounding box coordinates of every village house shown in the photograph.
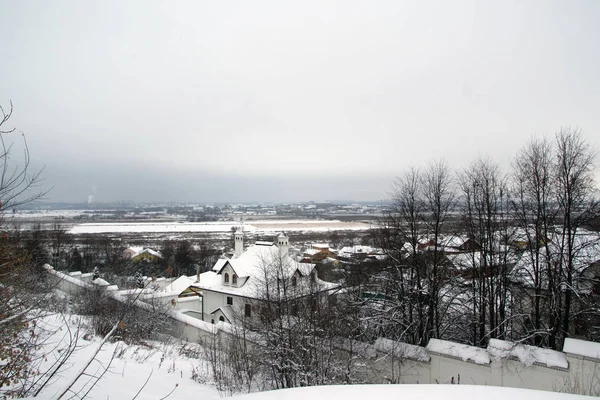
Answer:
[302,243,336,262]
[122,246,163,263]
[338,245,386,262]
[191,230,338,324]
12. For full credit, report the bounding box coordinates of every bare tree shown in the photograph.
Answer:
[0,101,46,216]
[373,161,459,346]
[422,159,455,340]
[49,222,71,270]
[510,137,556,346]
[457,157,513,345]
[554,128,599,348]
[0,102,51,397]
[374,167,428,345]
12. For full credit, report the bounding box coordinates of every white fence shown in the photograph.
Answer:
[45,265,600,396]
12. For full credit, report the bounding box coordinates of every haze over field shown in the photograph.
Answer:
[1,1,599,203]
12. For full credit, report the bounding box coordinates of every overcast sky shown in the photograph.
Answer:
[1,1,599,204]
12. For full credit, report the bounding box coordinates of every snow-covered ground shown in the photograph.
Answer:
[20,314,220,400]
[12,313,596,400]
[236,384,591,400]
[69,220,371,234]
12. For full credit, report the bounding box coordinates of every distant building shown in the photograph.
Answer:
[303,243,336,262]
[337,245,386,262]
[122,246,163,263]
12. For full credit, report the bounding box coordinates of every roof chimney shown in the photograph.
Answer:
[234,228,244,258]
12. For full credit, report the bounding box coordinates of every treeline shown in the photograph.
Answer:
[10,224,221,284]
[367,128,599,351]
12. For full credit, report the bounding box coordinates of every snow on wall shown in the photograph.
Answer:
[427,339,491,365]
[374,337,430,362]
[563,338,600,360]
[333,337,377,358]
[488,339,568,369]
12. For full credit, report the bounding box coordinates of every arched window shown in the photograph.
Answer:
[219,316,225,322]
[291,276,297,287]
[224,273,229,284]
[232,274,238,285]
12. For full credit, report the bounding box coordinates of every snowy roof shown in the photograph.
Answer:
[210,306,235,323]
[442,235,468,248]
[143,248,163,258]
[446,252,482,270]
[197,243,337,299]
[374,337,430,362]
[212,258,228,272]
[126,246,144,254]
[338,245,382,256]
[92,277,110,287]
[427,339,490,365]
[488,339,568,369]
[125,246,163,259]
[511,232,600,288]
[164,275,196,295]
[254,240,274,246]
[563,338,600,360]
[219,242,312,279]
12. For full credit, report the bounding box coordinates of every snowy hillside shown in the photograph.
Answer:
[18,314,220,400]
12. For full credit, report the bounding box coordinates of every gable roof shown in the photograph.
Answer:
[209,306,234,323]
[218,242,312,279]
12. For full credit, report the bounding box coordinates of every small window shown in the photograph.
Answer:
[227,296,233,305]
[211,319,215,324]
[232,274,238,285]
[291,276,297,287]
[245,303,251,318]
[224,273,229,284]
[219,316,225,322]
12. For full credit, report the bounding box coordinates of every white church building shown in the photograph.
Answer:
[192,229,338,324]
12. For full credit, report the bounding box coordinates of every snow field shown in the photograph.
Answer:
[68,220,371,234]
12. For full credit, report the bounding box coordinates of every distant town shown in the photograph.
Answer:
[13,200,389,222]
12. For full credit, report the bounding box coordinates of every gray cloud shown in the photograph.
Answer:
[1,1,599,203]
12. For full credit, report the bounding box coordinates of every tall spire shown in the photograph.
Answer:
[277,232,289,257]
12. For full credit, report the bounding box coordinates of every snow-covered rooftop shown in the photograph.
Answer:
[199,242,338,298]
[223,242,313,279]
[164,275,197,295]
[304,248,320,255]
